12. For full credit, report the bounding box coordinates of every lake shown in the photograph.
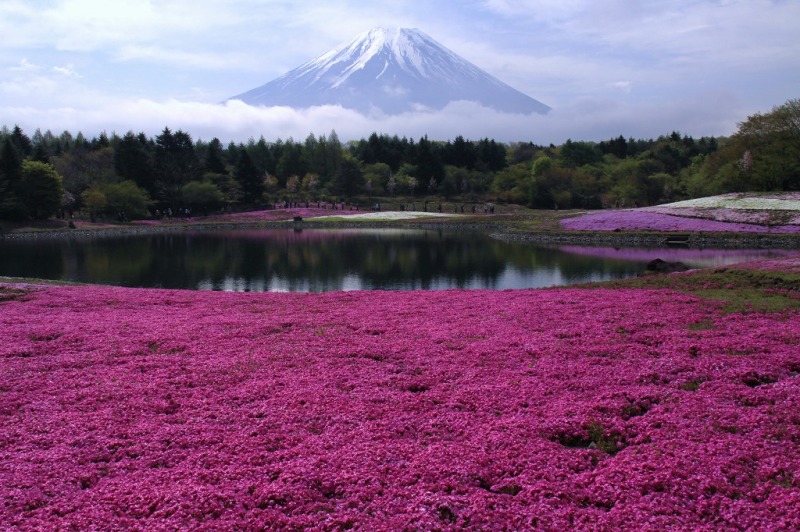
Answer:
[0,228,795,291]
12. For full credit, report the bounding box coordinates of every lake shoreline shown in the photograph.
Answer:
[5,216,800,249]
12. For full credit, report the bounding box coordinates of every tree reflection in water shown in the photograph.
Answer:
[0,228,792,291]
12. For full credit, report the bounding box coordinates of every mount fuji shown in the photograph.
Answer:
[228,27,550,115]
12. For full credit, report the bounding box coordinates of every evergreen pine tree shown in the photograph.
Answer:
[235,150,262,203]
[115,132,156,195]
[0,138,27,220]
[10,126,32,158]
[204,138,227,174]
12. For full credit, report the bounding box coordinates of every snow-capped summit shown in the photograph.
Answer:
[228,27,550,115]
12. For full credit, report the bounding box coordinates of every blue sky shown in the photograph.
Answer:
[1,0,798,144]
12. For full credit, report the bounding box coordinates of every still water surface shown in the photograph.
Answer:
[0,228,794,291]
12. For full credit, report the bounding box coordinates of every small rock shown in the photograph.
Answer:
[646,258,690,273]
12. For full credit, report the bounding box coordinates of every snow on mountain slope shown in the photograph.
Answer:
[229,27,551,115]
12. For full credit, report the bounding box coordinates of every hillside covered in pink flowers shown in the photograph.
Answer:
[560,193,800,233]
[2,261,800,529]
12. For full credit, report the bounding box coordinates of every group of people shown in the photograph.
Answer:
[397,201,493,214]
[275,200,497,214]
[153,207,192,220]
[278,200,361,211]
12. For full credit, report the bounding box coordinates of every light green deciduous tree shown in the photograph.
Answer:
[21,160,64,219]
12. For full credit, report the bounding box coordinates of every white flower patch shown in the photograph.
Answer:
[659,193,800,211]
[315,211,459,221]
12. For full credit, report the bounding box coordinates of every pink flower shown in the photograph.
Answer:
[561,209,800,233]
[1,262,799,529]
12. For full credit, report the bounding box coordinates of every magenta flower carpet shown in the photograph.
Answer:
[2,274,799,529]
[130,207,351,227]
[561,209,800,233]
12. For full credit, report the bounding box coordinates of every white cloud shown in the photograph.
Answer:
[611,81,631,93]
[0,0,795,146]
[10,59,40,72]
[52,64,81,78]
[480,0,586,21]
[1,60,98,103]
[474,0,800,75]
[381,85,410,98]
[0,95,745,146]
[115,45,254,71]
[1,0,244,51]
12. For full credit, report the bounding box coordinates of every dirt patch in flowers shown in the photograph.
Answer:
[0,285,31,303]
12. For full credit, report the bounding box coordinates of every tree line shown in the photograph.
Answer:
[1,98,797,221]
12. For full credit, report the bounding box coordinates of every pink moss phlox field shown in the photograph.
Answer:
[131,208,358,226]
[561,209,800,233]
[218,208,356,222]
[2,279,800,530]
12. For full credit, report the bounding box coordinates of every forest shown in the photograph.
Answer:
[0,98,797,221]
